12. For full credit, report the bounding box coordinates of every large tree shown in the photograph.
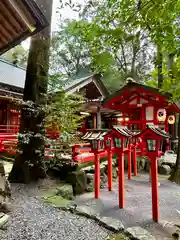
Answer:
[9,0,53,183]
[53,0,154,93]
[50,19,92,80]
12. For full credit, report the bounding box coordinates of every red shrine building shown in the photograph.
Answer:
[0,59,179,145]
[103,80,179,131]
[0,0,47,133]
[0,0,179,142]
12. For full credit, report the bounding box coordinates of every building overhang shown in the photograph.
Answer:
[0,0,48,55]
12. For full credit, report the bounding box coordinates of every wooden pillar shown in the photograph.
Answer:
[165,116,169,133]
[141,107,146,130]
[108,150,112,191]
[92,113,97,129]
[151,159,159,222]
[133,147,137,176]
[128,149,132,180]
[118,152,124,208]
[96,107,101,129]
[94,153,100,199]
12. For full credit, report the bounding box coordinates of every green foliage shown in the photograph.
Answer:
[2,44,28,67]
[45,89,84,134]
[50,19,92,80]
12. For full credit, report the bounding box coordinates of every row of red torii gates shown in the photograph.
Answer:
[82,124,170,222]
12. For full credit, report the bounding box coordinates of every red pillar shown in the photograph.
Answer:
[133,147,137,176]
[151,159,159,222]
[108,150,112,191]
[128,149,132,180]
[118,152,125,208]
[94,153,100,199]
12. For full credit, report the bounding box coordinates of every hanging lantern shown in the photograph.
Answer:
[168,115,175,124]
[157,108,167,122]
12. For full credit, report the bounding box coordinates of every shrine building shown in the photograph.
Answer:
[0,0,48,133]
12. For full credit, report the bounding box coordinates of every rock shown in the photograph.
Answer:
[159,165,171,175]
[56,184,73,200]
[100,173,107,189]
[127,226,156,240]
[0,213,9,229]
[68,171,87,196]
[104,163,117,179]
[86,173,94,192]
[76,206,98,219]
[86,173,94,183]
[137,157,146,173]
[112,167,118,179]
[144,159,150,172]
[96,216,124,232]
[0,162,11,204]
[75,206,124,232]
[124,155,128,170]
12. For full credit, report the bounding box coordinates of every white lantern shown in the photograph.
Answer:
[157,109,167,122]
[168,115,175,124]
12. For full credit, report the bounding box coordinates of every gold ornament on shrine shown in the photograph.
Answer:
[168,115,175,124]
[157,109,167,122]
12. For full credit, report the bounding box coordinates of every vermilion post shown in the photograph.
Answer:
[151,159,159,222]
[108,150,112,191]
[94,153,100,199]
[128,149,132,180]
[133,147,137,176]
[118,152,124,208]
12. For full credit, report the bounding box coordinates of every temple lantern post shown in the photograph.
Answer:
[104,137,113,191]
[135,124,170,222]
[105,126,132,208]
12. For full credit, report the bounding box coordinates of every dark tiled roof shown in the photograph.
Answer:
[0,60,109,100]
[112,126,133,137]
[63,73,109,98]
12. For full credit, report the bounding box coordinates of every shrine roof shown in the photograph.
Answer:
[64,73,109,99]
[0,0,48,55]
[136,124,170,138]
[112,126,133,137]
[0,58,25,89]
[82,130,108,140]
[103,81,180,112]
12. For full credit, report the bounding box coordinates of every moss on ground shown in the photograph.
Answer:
[42,182,74,208]
[56,184,74,200]
[107,233,130,240]
[44,195,72,208]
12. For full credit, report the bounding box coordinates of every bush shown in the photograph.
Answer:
[45,156,78,180]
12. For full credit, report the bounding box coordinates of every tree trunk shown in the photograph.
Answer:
[169,115,180,184]
[8,0,53,183]
[157,46,163,89]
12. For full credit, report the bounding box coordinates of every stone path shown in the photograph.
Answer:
[75,174,180,239]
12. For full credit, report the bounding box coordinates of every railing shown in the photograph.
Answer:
[72,142,111,163]
[0,125,19,134]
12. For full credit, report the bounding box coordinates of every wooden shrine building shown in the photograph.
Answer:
[0,0,48,133]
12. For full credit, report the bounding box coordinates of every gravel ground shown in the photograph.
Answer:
[1,183,110,240]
